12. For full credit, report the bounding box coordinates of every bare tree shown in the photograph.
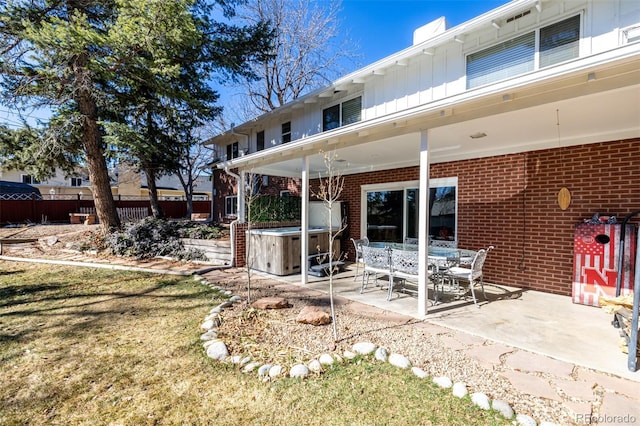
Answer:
[243,171,271,305]
[313,150,347,342]
[233,0,359,117]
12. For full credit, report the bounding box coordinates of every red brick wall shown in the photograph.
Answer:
[339,138,639,295]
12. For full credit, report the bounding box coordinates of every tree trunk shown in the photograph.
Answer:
[73,53,120,232]
[144,165,163,218]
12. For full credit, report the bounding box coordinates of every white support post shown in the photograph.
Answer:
[418,130,431,317]
[301,155,310,284]
[238,171,246,222]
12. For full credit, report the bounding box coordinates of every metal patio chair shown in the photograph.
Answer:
[445,246,494,307]
[351,237,370,282]
[360,245,390,294]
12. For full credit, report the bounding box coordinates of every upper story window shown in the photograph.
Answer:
[21,174,40,184]
[281,122,291,143]
[226,141,239,160]
[70,177,83,187]
[322,96,362,132]
[256,130,265,151]
[467,15,580,89]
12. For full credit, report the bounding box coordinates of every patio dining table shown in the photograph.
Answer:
[369,242,478,302]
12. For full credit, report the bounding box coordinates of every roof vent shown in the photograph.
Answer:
[506,9,531,24]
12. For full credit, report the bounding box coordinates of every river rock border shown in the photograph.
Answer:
[194,275,560,426]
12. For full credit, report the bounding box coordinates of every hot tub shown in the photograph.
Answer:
[247,227,341,276]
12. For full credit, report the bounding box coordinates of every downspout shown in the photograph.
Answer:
[223,166,241,268]
[223,125,251,268]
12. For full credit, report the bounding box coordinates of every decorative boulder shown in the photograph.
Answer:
[352,342,377,355]
[251,297,291,310]
[205,341,229,361]
[289,364,310,379]
[296,306,331,326]
[388,353,411,369]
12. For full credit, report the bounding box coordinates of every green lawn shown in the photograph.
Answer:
[0,261,510,425]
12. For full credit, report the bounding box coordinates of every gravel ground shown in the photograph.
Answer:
[206,270,574,425]
[0,224,573,425]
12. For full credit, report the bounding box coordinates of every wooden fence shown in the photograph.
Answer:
[0,198,211,225]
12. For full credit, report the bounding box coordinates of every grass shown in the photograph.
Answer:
[0,261,511,425]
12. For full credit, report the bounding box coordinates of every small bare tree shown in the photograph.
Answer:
[243,171,271,305]
[312,150,347,341]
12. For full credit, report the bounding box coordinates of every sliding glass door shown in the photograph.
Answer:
[362,178,457,243]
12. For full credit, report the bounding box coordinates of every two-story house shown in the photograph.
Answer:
[207,0,640,316]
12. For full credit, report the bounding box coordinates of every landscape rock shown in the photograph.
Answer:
[296,306,331,325]
[374,347,389,362]
[205,341,228,361]
[388,353,411,369]
[492,400,514,419]
[200,330,217,341]
[343,350,357,360]
[452,382,468,398]
[200,319,215,331]
[258,364,272,378]
[269,365,284,378]
[411,367,428,379]
[243,362,260,373]
[289,364,310,379]
[433,376,453,388]
[515,414,537,426]
[318,353,335,365]
[352,342,377,355]
[471,392,491,410]
[251,297,291,310]
[229,295,242,303]
[308,359,322,372]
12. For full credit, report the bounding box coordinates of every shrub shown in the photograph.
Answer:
[176,221,224,240]
[107,217,206,261]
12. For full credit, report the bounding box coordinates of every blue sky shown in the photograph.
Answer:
[340,0,507,66]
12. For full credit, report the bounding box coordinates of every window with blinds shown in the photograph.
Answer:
[322,96,362,132]
[467,15,580,89]
[540,15,580,68]
[467,32,535,89]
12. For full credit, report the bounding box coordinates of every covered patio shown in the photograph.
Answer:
[219,55,639,315]
[252,264,639,382]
